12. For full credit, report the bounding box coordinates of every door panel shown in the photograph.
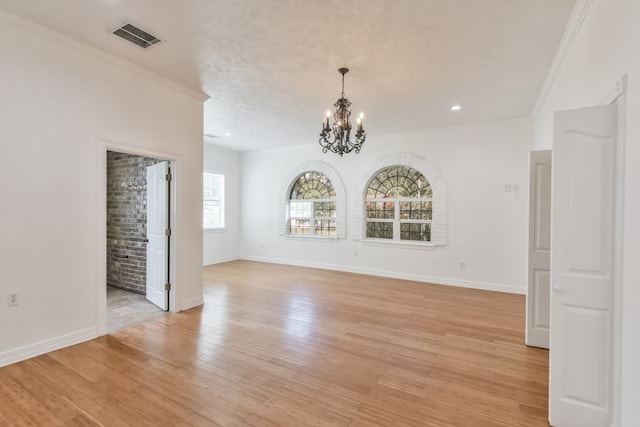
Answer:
[532,270,550,330]
[549,104,616,427]
[526,150,551,348]
[146,161,169,311]
[564,307,609,407]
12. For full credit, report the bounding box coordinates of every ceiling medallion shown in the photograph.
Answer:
[319,67,366,156]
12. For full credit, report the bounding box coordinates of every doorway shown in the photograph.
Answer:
[106,151,170,332]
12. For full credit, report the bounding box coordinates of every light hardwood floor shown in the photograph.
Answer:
[0,261,549,426]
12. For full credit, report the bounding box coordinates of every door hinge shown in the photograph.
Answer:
[165,228,172,237]
[165,283,171,291]
[166,172,172,182]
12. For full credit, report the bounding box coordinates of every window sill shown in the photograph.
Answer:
[204,227,226,234]
[284,235,341,242]
[357,238,437,250]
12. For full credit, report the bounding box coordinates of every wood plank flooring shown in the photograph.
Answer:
[0,261,549,426]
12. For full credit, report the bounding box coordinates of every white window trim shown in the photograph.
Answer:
[364,196,433,242]
[289,198,336,236]
[353,152,446,246]
[278,160,346,239]
[203,170,225,231]
[203,227,226,234]
[361,239,437,250]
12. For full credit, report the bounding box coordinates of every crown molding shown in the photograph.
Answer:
[531,0,595,119]
[0,8,209,103]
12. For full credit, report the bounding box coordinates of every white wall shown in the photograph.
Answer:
[0,11,205,366]
[203,144,241,265]
[240,118,533,294]
[533,0,640,423]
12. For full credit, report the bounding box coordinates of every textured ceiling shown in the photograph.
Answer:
[0,0,576,151]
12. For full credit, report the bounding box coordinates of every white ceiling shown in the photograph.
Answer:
[0,0,576,151]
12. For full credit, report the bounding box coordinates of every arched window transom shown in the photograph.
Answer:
[289,171,337,236]
[365,165,433,241]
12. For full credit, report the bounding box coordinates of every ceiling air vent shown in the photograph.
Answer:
[112,22,161,49]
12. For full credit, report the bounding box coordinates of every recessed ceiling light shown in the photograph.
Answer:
[451,105,462,112]
[224,132,231,137]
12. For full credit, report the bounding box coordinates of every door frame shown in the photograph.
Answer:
[96,139,179,336]
[596,75,625,427]
[606,79,626,427]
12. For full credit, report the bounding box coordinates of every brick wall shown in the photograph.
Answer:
[107,151,161,294]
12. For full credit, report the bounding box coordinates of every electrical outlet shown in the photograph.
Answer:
[7,292,19,306]
[459,261,465,269]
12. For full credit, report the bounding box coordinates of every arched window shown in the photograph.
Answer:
[288,171,337,236]
[365,165,433,241]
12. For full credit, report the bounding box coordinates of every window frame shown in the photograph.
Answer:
[353,153,446,248]
[364,197,433,243]
[203,170,225,231]
[279,160,346,239]
[364,166,433,243]
[288,198,337,236]
[287,171,337,238]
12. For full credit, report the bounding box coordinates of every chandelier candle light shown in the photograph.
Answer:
[319,67,366,156]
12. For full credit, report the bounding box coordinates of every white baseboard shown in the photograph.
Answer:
[0,327,98,368]
[181,295,204,311]
[241,255,525,295]
[203,255,240,267]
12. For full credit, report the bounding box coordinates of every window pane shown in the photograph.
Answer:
[314,220,336,236]
[366,222,393,239]
[203,201,222,228]
[313,201,336,218]
[290,171,336,199]
[400,201,433,220]
[203,172,224,228]
[203,172,222,200]
[400,223,431,241]
[290,219,310,234]
[365,201,394,219]
[290,201,312,217]
[366,165,431,199]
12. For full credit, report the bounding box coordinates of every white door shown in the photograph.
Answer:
[549,104,616,427]
[146,161,169,310]
[526,150,552,349]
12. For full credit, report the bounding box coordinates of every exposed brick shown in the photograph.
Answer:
[106,151,160,294]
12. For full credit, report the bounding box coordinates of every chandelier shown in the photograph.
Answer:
[319,67,366,156]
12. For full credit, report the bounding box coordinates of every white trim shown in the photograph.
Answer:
[600,75,627,106]
[204,255,241,266]
[353,152,447,245]
[531,0,595,119]
[241,256,524,295]
[0,8,208,103]
[97,139,182,336]
[0,327,97,368]
[611,90,626,427]
[359,239,437,251]
[278,160,347,238]
[182,296,205,311]
[204,227,226,233]
[284,235,340,242]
